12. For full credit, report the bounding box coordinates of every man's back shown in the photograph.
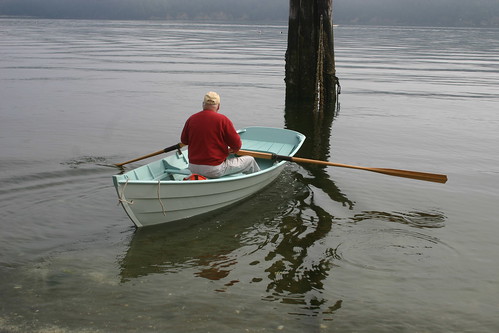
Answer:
[181,109,241,166]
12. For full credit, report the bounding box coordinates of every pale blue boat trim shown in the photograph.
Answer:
[113,126,306,227]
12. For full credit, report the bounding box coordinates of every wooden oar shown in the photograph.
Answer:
[115,143,185,167]
[238,150,448,184]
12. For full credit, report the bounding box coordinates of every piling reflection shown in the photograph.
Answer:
[262,97,349,314]
[262,172,343,316]
[284,99,338,162]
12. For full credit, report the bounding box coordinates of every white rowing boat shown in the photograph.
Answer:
[113,126,306,227]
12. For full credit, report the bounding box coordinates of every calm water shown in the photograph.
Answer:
[1,19,498,332]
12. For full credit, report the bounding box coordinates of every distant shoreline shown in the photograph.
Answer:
[1,16,498,29]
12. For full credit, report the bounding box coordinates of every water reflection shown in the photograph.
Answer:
[352,210,446,229]
[119,214,246,283]
[284,99,338,162]
[119,171,305,284]
[262,171,343,317]
[119,172,447,321]
[119,96,447,321]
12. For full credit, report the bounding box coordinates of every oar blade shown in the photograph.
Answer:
[371,168,448,184]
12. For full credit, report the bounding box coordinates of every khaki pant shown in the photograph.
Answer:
[188,156,261,178]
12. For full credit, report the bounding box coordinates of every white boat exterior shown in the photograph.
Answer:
[113,127,306,227]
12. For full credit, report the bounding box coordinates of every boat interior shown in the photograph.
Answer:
[123,139,297,182]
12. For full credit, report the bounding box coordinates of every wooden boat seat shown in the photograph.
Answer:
[153,168,191,181]
[165,168,191,175]
[241,139,295,156]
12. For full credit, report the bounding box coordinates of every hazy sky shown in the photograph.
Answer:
[0,0,498,27]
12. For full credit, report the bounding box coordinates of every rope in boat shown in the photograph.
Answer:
[335,75,341,112]
[314,15,325,115]
[117,178,134,205]
[157,180,167,216]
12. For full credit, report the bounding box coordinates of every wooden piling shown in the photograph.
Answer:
[285,0,338,111]
[284,0,339,161]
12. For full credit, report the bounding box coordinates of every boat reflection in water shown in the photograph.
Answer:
[119,213,249,283]
[119,155,446,319]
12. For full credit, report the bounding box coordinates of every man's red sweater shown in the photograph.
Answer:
[180,110,241,166]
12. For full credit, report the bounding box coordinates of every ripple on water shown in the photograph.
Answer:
[0,155,121,267]
[336,220,458,273]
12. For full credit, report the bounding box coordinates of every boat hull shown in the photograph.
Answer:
[113,127,305,227]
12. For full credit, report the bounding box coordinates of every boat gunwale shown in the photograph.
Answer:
[114,126,306,185]
[115,159,289,184]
